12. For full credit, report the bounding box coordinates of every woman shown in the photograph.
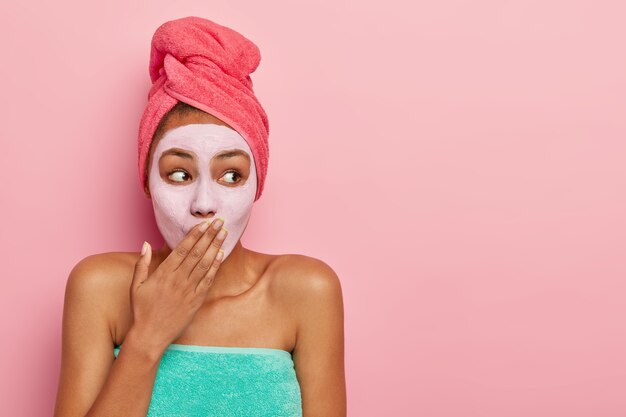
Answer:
[54,16,346,417]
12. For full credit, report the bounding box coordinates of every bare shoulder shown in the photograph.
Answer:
[265,255,347,415]
[55,252,136,417]
[65,252,136,321]
[67,251,135,291]
[264,254,344,310]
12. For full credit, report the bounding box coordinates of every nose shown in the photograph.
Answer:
[189,175,218,219]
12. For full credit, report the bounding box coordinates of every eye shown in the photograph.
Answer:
[168,170,190,183]
[221,170,242,184]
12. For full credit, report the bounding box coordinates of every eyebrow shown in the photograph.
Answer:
[214,149,250,161]
[160,148,250,161]
[161,149,193,159]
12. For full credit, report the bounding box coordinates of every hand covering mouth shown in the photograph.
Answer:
[183,220,211,235]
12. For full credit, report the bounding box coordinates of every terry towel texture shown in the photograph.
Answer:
[137,16,270,201]
[114,343,302,417]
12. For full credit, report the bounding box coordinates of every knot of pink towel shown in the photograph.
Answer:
[137,16,269,201]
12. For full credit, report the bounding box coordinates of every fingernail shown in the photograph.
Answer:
[141,241,148,256]
[199,221,210,232]
[213,217,225,230]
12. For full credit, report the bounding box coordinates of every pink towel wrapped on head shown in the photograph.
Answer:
[137,16,269,201]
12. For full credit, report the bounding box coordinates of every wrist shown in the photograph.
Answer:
[123,326,168,364]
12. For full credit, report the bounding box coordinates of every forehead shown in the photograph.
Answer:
[154,123,253,157]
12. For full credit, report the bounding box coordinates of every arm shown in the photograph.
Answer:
[291,258,347,417]
[53,255,164,417]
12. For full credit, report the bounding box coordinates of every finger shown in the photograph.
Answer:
[131,241,152,292]
[160,218,220,271]
[195,249,224,294]
[188,227,228,287]
[176,217,225,276]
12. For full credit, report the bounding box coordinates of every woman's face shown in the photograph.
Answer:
[147,122,257,260]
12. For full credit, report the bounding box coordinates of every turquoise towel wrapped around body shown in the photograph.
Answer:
[113,343,302,417]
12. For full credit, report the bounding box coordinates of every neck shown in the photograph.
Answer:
[154,239,254,302]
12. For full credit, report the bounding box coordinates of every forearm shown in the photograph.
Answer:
[84,329,165,417]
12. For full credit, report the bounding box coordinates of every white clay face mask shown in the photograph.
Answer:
[148,123,257,261]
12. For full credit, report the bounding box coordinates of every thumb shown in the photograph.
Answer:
[132,241,152,292]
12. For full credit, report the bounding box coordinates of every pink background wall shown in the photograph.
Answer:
[1,1,624,416]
